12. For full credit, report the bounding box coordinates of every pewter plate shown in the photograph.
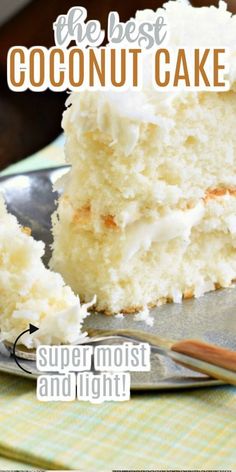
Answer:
[0,166,236,390]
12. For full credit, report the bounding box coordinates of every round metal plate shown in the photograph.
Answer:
[0,167,235,390]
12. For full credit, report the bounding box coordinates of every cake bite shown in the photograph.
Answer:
[51,1,236,314]
[0,196,94,347]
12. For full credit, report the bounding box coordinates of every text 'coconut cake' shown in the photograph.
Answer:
[51,1,236,313]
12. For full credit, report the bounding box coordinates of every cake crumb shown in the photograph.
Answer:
[115,313,124,319]
[134,306,154,327]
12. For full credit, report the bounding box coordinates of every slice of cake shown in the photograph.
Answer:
[51,1,236,314]
[0,196,94,347]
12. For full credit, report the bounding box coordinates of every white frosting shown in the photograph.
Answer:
[124,202,204,260]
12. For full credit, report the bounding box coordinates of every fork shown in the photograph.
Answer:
[5,328,236,386]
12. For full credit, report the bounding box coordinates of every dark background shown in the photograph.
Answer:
[0,0,235,170]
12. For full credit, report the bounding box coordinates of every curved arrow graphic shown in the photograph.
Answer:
[13,323,39,375]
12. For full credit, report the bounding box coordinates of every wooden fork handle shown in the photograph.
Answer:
[171,339,236,373]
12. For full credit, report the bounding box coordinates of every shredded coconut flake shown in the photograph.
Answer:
[134,306,154,327]
[115,313,124,319]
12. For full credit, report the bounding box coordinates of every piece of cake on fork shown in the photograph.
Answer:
[0,196,94,347]
[51,1,236,314]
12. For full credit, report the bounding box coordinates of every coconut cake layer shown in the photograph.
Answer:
[51,192,236,313]
[57,90,236,229]
[51,1,236,313]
